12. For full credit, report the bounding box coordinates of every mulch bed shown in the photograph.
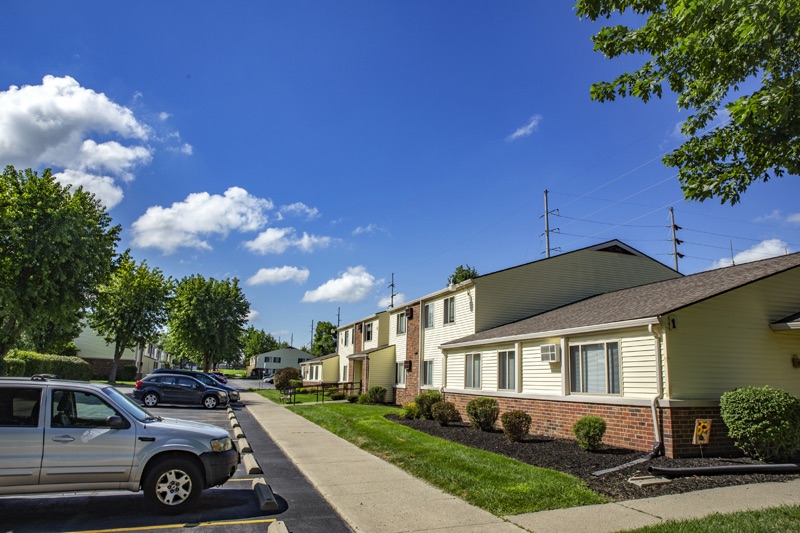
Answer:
[387,414,800,501]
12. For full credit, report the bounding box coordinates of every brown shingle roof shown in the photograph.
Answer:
[444,252,800,346]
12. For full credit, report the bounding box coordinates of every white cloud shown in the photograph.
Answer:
[787,213,800,224]
[247,266,310,286]
[302,266,379,303]
[710,239,791,269]
[243,227,332,255]
[54,169,124,209]
[132,187,273,253]
[0,75,178,208]
[754,210,783,223]
[247,310,260,323]
[379,293,406,309]
[506,114,542,141]
[179,143,193,155]
[159,112,171,121]
[279,202,320,220]
[353,223,389,236]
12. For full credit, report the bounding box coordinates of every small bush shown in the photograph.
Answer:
[431,401,458,426]
[400,401,421,419]
[3,357,25,376]
[347,394,359,403]
[329,392,346,401]
[501,410,532,442]
[273,367,301,390]
[121,365,137,382]
[415,390,443,420]
[367,386,387,404]
[466,397,499,431]
[356,393,370,404]
[289,379,303,389]
[720,385,800,462]
[573,415,606,451]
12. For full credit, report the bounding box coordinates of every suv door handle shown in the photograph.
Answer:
[52,435,75,443]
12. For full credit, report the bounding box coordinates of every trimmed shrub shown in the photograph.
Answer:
[273,367,301,390]
[3,357,26,376]
[329,392,346,401]
[501,410,532,442]
[289,379,304,389]
[400,401,421,420]
[431,401,458,426]
[347,394,359,403]
[121,365,137,382]
[573,415,606,451]
[414,390,443,420]
[720,385,800,461]
[367,386,387,404]
[466,397,499,431]
[356,393,370,404]
[10,350,92,380]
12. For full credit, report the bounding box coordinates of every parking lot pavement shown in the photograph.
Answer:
[0,394,350,533]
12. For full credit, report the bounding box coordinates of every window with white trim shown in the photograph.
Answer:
[465,353,481,388]
[395,363,406,385]
[424,303,434,328]
[422,360,433,386]
[443,296,455,324]
[344,330,350,346]
[498,350,516,390]
[569,342,620,394]
[364,322,373,341]
[342,365,347,381]
[396,312,406,334]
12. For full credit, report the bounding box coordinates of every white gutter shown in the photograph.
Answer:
[439,316,660,351]
[648,323,663,451]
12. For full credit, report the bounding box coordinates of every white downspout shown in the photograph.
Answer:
[649,323,664,453]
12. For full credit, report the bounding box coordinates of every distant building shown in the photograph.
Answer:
[248,347,313,378]
[73,326,171,379]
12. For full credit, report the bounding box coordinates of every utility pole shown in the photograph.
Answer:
[542,190,559,258]
[310,320,315,349]
[730,241,736,266]
[669,207,684,272]
[388,273,396,309]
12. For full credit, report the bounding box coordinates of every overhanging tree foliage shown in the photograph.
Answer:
[447,264,479,286]
[167,275,250,372]
[0,166,120,361]
[576,0,800,204]
[311,320,337,356]
[89,252,172,383]
[241,325,285,360]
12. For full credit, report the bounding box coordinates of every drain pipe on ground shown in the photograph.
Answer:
[649,323,664,456]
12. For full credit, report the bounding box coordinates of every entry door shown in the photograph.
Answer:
[41,389,136,485]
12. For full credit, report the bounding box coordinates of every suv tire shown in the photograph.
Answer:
[143,457,202,514]
[203,395,218,409]
[143,392,160,407]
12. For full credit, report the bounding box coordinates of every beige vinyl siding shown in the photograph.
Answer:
[338,327,355,357]
[619,332,659,398]
[446,351,467,389]
[376,312,390,346]
[665,269,800,399]
[363,319,379,351]
[368,346,397,393]
[422,288,476,388]
[475,248,679,332]
[322,358,340,382]
[521,340,562,395]
[390,310,408,363]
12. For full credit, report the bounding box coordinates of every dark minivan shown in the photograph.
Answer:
[150,368,240,402]
[133,374,229,409]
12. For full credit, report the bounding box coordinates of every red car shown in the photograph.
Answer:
[209,371,228,384]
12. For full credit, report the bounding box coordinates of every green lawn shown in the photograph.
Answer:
[623,505,800,533]
[287,402,606,516]
[255,388,344,405]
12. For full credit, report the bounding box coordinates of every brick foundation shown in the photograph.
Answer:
[443,392,739,458]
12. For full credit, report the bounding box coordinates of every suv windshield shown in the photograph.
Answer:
[104,386,153,421]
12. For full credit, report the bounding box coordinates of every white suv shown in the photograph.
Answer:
[0,376,239,513]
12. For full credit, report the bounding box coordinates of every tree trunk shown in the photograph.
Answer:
[108,339,124,385]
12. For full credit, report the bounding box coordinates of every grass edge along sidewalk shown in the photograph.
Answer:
[623,504,800,533]
[284,402,606,516]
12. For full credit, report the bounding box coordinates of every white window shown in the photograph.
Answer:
[395,363,406,385]
[274,357,281,364]
[424,303,434,329]
[465,353,481,388]
[344,330,350,346]
[443,296,455,324]
[396,312,406,334]
[423,360,433,386]
[365,322,373,341]
[342,365,347,381]
[498,350,516,390]
[264,356,270,363]
[569,342,620,395]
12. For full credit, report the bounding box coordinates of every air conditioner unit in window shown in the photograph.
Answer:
[541,343,560,363]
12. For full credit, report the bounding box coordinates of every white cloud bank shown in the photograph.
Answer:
[132,187,273,253]
[247,266,310,286]
[710,239,792,270]
[244,227,332,255]
[378,293,406,309]
[302,266,379,303]
[0,75,157,208]
[506,114,542,141]
[278,202,320,221]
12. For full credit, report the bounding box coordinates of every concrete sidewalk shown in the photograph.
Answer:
[243,392,800,533]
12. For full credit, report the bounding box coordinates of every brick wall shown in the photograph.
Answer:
[443,392,740,458]
[395,303,420,406]
[84,357,135,381]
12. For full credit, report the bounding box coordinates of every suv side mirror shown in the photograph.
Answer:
[107,415,125,429]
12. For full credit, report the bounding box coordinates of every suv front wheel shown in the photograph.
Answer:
[203,395,218,409]
[143,457,202,513]
[143,392,159,408]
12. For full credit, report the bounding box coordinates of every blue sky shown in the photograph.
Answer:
[2,1,798,348]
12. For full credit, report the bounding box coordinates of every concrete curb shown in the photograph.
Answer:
[242,453,263,474]
[267,521,289,533]
[252,477,280,512]
[230,417,241,428]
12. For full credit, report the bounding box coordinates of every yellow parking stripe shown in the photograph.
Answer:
[70,518,276,533]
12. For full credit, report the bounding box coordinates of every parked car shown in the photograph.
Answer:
[150,368,240,402]
[134,374,229,409]
[263,375,274,384]
[0,375,238,513]
[209,372,228,384]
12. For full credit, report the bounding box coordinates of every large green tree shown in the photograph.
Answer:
[89,252,172,383]
[166,275,250,372]
[310,320,337,356]
[447,264,479,286]
[241,325,284,360]
[576,0,799,204]
[0,166,120,361]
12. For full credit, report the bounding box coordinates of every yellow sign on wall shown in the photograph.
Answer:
[693,418,711,445]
